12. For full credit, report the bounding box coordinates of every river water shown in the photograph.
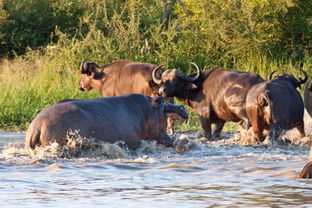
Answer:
[1,115,312,208]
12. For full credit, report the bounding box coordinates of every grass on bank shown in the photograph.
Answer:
[1,51,311,132]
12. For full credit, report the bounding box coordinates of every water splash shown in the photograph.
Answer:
[216,110,312,148]
[0,130,128,161]
[173,133,201,153]
[1,118,310,165]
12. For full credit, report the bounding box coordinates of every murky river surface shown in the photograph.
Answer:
[1,116,312,208]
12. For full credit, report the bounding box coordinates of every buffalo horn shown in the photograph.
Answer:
[79,62,84,72]
[298,69,308,85]
[152,65,165,85]
[178,62,202,82]
[267,71,277,80]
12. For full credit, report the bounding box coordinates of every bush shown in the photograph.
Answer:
[0,0,85,57]
[0,0,311,130]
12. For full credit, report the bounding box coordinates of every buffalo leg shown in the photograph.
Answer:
[295,120,305,138]
[250,119,266,143]
[268,125,281,144]
[232,107,251,129]
[165,97,175,134]
[247,108,266,143]
[199,116,212,140]
[167,117,174,135]
[242,118,251,129]
[253,130,266,143]
[212,119,225,139]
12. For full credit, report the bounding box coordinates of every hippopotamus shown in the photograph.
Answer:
[25,94,188,149]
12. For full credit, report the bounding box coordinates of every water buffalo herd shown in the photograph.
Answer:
[25,59,312,178]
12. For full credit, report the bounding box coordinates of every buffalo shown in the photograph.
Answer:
[300,81,312,179]
[246,70,307,143]
[299,161,312,179]
[152,63,264,140]
[304,80,312,117]
[25,94,188,150]
[78,60,176,133]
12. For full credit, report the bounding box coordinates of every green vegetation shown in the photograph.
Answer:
[0,0,311,131]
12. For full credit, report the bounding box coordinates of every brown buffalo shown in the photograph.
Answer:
[152,63,264,140]
[300,80,312,179]
[78,60,175,133]
[304,80,312,117]
[25,94,188,150]
[246,70,307,143]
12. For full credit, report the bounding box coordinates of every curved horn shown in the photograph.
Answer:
[267,71,277,80]
[178,62,202,82]
[152,65,165,85]
[298,69,308,85]
[79,62,84,72]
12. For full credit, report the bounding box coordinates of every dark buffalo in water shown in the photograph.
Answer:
[304,80,312,117]
[78,60,176,133]
[246,70,308,143]
[25,94,188,150]
[152,63,264,140]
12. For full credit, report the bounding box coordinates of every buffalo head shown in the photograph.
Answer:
[78,62,104,91]
[152,62,202,97]
[267,68,308,89]
[147,96,188,147]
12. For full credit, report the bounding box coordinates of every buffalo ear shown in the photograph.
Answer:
[81,62,94,75]
[257,93,268,107]
[82,62,104,79]
[81,63,95,77]
[81,65,91,75]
